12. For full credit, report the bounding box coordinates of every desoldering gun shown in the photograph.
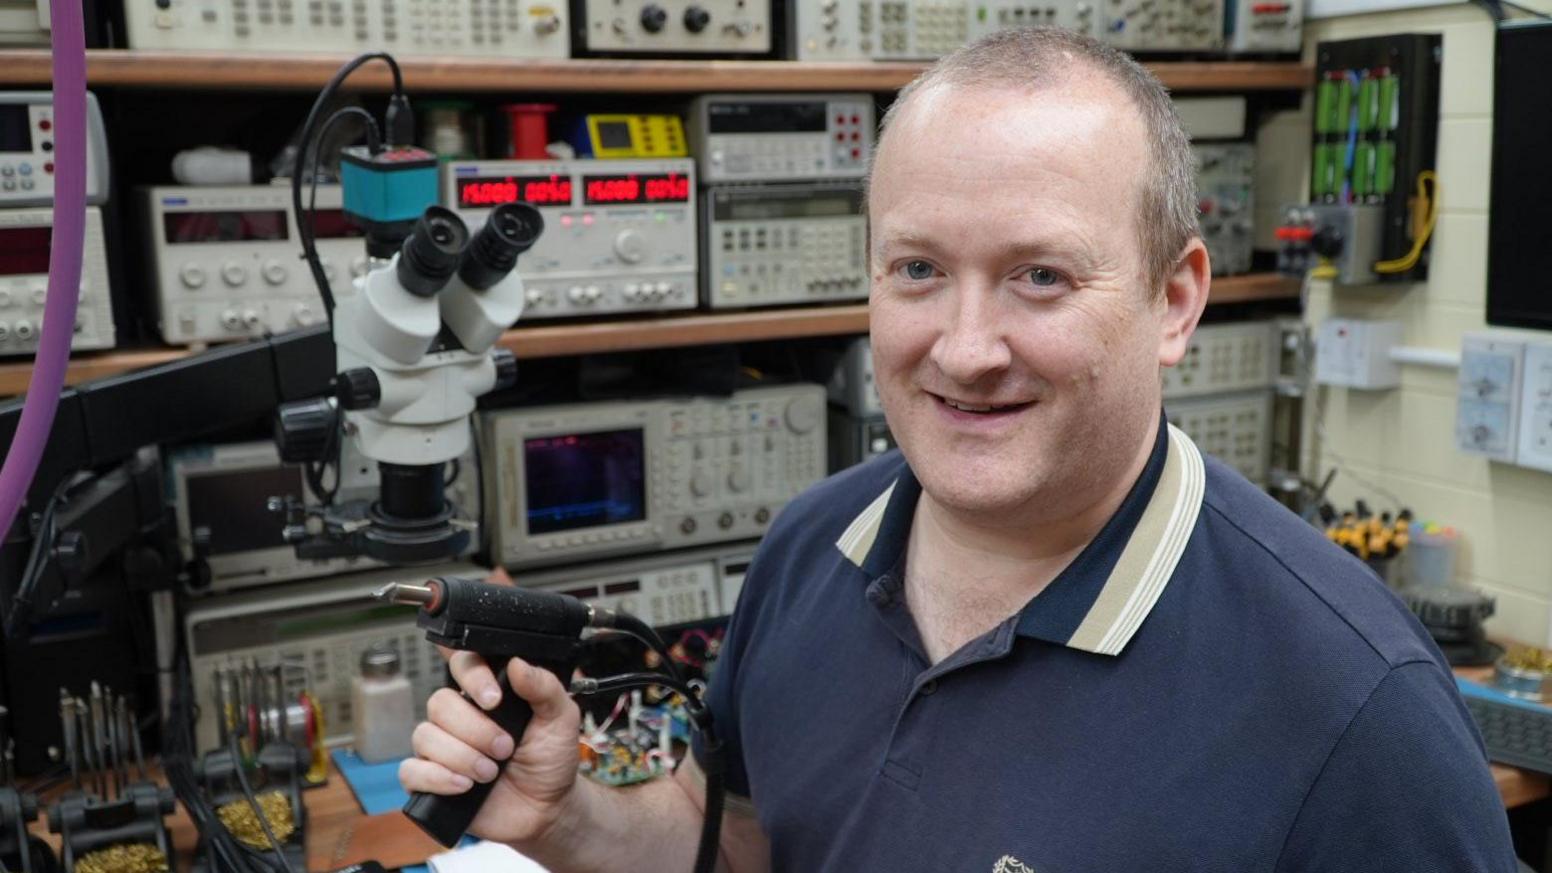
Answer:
[375,576,618,847]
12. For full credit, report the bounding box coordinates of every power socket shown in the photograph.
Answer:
[1315,318,1401,390]
[1457,334,1524,463]
[1514,340,1552,473]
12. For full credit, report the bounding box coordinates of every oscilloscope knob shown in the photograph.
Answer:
[727,465,750,493]
[783,395,822,434]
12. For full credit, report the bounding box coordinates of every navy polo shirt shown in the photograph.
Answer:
[692,420,1517,872]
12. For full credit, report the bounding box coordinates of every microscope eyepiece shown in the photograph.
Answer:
[458,203,545,291]
[397,206,470,298]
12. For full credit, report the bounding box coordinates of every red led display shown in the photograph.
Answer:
[582,173,691,206]
[0,227,50,276]
[457,175,574,208]
[311,209,365,239]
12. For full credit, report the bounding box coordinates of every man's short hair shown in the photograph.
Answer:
[871,27,1200,296]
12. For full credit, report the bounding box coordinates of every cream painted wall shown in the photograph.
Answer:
[1286,0,1552,644]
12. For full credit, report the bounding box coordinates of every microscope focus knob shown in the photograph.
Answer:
[275,398,338,464]
[336,367,382,411]
[492,348,519,392]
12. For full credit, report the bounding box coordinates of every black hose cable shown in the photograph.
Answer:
[226,731,297,873]
[289,52,404,325]
[695,733,727,873]
[607,613,688,686]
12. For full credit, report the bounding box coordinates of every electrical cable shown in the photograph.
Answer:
[0,0,87,570]
[1341,71,1361,205]
[607,613,688,686]
[226,731,296,873]
[1,474,76,639]
[289,53,405,327]
[307,107,382,262]
[1372,171,1439,274]
[166,635,288,873]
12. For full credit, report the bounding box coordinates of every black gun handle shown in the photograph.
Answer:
[404,658,535,847]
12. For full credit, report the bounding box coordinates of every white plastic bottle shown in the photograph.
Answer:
[352,645,415,763]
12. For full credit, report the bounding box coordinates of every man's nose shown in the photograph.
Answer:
[930,284,1012,384]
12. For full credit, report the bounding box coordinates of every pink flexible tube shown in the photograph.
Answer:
[0,0,86,541]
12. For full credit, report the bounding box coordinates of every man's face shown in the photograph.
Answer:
[868,79,1186,522]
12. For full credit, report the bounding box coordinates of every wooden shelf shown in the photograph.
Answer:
[1203,271,1300,306]
[0,273,1297,397]
[0,49,1311,93]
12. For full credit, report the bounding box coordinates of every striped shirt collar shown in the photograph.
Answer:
[833,418,1206,657]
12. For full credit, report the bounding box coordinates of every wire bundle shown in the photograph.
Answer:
[164,649,296,873]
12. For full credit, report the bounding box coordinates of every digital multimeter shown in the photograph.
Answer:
[570,115,689,159]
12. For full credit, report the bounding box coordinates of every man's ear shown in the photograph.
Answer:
[1157,238,1211,368]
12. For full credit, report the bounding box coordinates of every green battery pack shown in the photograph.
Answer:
[1358,75,1379,133]
[1354,141,1375,197]
[1376,140,1396,196]
[1336,76,1354,133]
[1316,78,1338,135]
[1378,73,1400,133]
[1312,144,1332,198]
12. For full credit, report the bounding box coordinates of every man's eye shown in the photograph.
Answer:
[1028,267,1060,287]
[902,260,935,280]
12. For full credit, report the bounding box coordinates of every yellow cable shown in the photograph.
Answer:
[1373,170,1439,274]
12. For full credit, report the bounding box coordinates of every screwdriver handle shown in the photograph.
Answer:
[403,656,568,847]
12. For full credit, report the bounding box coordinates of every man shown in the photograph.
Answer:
[401,28,1518,872]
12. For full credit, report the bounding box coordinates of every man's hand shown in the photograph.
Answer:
[399,567,586,844]
[398,653,586,845]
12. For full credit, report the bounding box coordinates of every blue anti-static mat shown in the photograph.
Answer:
[331,749,478,872]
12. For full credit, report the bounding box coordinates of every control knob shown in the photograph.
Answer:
[614,229,647,264]
[784,395,822,434]
[179,263,207,289]
[274,398,337,463]
[261,259,288,285]
[690,469,715,498]
[221,261,248,287]
[727,465,750,493]
[1311,226,1345,259]
[684,5,711,31]
[640,4,668,32]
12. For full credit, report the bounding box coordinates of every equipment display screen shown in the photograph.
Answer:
[0,227,50,275]
[524,429,647,535]
[311,209,365,239]
[164,210,288,244]
[185,466,303,556]
[715,189,862,221]
[582,173,691,206]
[596,120,634,150]
[707,101,827,134]
[458,175,574,208]
[0,106,31,153]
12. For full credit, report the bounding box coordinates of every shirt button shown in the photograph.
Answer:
[920,680,939,696]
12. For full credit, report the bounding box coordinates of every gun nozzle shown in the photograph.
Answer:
[374,582,438,607]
